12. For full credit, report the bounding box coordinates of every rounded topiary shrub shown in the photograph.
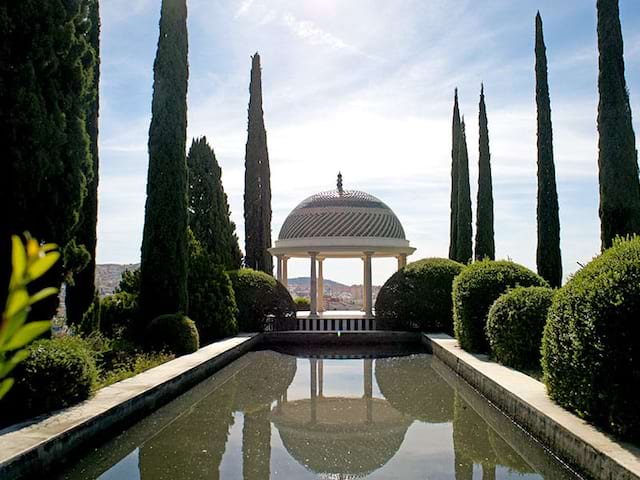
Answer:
[100,291,139,338]
[486,286,554,370]
[452,260,548,353]
[188,257,238,345]
[294,297,310,311]
[3,336,97,422]
[228,269,296,332]
[375,258,464,333]
[542,236,640,442]
[147,314,199,356]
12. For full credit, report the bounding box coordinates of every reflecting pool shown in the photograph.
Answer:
[57,350,580,479]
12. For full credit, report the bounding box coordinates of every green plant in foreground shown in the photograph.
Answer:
[0,234,59,399]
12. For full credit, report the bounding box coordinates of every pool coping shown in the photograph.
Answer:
[0,333,261,480]
[424,333,640,480]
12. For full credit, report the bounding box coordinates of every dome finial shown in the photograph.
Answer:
[337,171,344,194]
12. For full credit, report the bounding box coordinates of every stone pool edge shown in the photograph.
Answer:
[0,333,261,480]
[424,333,640,480]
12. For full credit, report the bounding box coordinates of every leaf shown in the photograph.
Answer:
[4,321,51,351]
[0,349,30,378]
[10,236,26,286]
[29,287,59,306]
[27,252,60,281]
[41,243,58,253]
[0,378,14,400]
[5,288,29,319]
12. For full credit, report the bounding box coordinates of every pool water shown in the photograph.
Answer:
[57,350,580,479]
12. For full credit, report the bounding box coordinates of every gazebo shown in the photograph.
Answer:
[269,174,415,330]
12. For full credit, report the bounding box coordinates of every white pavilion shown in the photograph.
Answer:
[269,174,415,331]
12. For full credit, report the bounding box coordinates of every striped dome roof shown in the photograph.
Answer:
[278,189,406,240]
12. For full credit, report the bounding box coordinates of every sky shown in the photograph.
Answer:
[97,0,640,286]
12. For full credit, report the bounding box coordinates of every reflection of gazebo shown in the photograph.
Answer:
[271,359,412,478]
[269,174,415,330]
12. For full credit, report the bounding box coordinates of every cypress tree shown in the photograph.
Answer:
[67,0,101,325]
[0,1,93,318]
[456,118,473,264]
[535,12,562,287]
[475,84,495,261]
[244,53,273,275]
[449,89,462,261]
[596,0,640,248]
[139,0,189,322]
[188,137,242,270]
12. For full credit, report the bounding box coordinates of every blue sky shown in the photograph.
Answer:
[97,0,640,285]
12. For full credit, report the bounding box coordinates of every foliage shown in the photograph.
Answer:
[187,231,238,344]
[535,12,562,288]
[2,336,97,421]
[79,290,101,335]
[294,297,310,311]
[66,0,101,326]
[139,0,189,323]
[375,258,464,333]
[244,53,273,275]
[0,235,58,399]
[97,350,173,389]
[117,268,140,295]
[596,0,640,248]
[542,236,640,442]
[100,292,138,338]
[228,269,296,332]
[475,85,495,261]
[147,314,199,356]
[188,137,242,270]
[486,286,554,370]
[455,119,473,263]
[0,1,94,319]
[449,89,461,261]
[452,260,548,353]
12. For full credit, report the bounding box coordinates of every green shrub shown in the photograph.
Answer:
[375,258,464,333]
[486,286,554,369]
[147,314,199,356]
[294,297,310,311]
[3,336,97,421]
[100,292,138,338]
[188,242,238,344]
[116,267,140,294]
[542,236,640,442]
[452,260,548,353]
[228,269,296,332]
[79,291,101,335]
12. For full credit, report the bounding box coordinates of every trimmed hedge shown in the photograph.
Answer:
[3,336,97,421]
[147,314,199,356]
[100,291,138,338]
[453,260,548,353]
[294,297,310,311]
[486,286,554,369]
[228,269,296,332]
[542,236,640,442]
[375,258,464,333]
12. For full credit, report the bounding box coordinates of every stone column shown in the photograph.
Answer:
[276,256,283,282]
[309,252,318,317]
[364,359,373,423]
[317,258,325,313]
[364,252,373,318]
[282,256,288,286]
[397,253,407,270]
[318,359,324,397]
[310,359,317,424]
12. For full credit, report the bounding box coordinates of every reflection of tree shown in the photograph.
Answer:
[242,405,271,480]
[138,380,236,480]
[375,355,454,423]
[452,393,533,479]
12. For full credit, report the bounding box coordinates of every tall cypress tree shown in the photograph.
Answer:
[0,1,93,318]
[596,0,640,248]
[475,84,495,261]
[244,53,273,275]
[456,118,473,264]
[139,0,189,322]
[67,0,101,325]
[449,89,462,261]
[188,136,242,270]
[535,12,562,287]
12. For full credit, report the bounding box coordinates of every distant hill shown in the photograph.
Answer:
[96,263,139,296]
[288,277,352,289]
